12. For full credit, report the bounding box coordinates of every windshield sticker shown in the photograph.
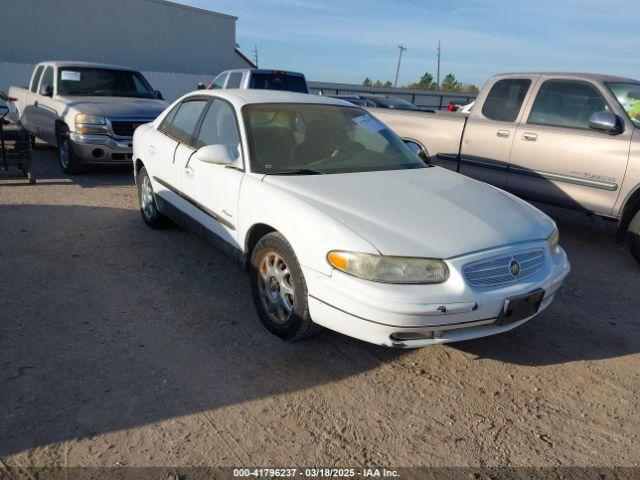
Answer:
[61,71,81,81]
[353,114,385,132]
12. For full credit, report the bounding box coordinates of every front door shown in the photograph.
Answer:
[181,99,244,248]
[507,78,631,215]
[459,77,534,188]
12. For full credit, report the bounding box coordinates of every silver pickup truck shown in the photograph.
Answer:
[370,72,640,265]
[9,61,167,174]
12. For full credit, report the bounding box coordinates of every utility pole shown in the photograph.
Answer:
[436,40,441,88]
[394,44,407,87]
[253,45,259,68]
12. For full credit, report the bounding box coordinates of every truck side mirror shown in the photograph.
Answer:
[404,140,430,164]
[155,90,163,100]
[40,84,53,97]
[588,111,622,135]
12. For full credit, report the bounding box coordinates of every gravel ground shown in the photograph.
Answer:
[1,147,639,471]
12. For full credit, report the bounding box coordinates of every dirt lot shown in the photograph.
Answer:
[1,148,639,471]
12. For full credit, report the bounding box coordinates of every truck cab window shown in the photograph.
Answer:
[39,67,54,94]
[30,66,44,93]
[529,80,610,130]
[211,73,228,89]
[226,73,243,89]
[482,79,531,122]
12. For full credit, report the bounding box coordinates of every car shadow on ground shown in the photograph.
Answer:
[454,205,640,366]
[0,203,406,457]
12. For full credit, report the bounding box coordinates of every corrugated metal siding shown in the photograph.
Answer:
[0,0,246,75]
[309,81,477,109]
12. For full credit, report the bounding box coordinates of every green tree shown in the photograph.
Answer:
[441,73,462,92]
[419,72,436,90]
[464,84,480,94]
[383,81,393,88]
[362,77,372,86]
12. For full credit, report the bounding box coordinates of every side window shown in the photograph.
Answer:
[226,72,243,89]
[39,66,54,94]
[30,66,44,93]
[482,78,531,122]
[528,80,611,130]
[211,73,228,89]
[159,99,208,144]
[194,100,241,161]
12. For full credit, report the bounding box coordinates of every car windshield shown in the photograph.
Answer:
[57,68,158,98]
[243,103,426,175]
[249,73,309,94]
[370,96,419,110]
[607,82,640,128]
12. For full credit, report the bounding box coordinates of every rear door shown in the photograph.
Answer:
[180,98,244,247]
[507,78,631,215]
[459,77,534,188]
[147,97,208,200]
[19,65,44,134]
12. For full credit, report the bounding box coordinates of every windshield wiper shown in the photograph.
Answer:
[270,168,324,175]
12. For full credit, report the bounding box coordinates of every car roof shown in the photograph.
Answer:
[492,72,639,83]
[181,89,353,107]
[38,61,138,71]
[218,68,306,76]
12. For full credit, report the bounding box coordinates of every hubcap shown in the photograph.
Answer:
[59,138,70,169]
[258,251,294,324]
[140,175,155,218]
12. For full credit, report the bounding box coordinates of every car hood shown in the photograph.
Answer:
[263,167,555,258]
[60,96,168,118]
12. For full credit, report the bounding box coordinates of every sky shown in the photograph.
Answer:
[179,0,639,88]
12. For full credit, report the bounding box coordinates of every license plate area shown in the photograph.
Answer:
[496,289,545,326]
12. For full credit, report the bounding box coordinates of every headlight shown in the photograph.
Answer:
[75,114,106,125]
[327,251,449,284]
[548,227,560,252]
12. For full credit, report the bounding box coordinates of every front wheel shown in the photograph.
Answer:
[627,209,640,265]
[58,132,81,174]
[250,232,321,340]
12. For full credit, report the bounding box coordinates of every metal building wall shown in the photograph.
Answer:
[0,0,246,75]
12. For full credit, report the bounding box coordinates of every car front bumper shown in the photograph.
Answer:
[68,132,133,164]
[304,241,570,348]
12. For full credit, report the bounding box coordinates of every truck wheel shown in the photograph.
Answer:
[57,132,81,174]
[627,209,640,265]
[137,166,167,229]
[250,232,321,340]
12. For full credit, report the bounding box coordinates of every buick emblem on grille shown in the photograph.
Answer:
[509,260,521,277]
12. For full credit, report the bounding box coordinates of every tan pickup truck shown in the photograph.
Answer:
[369,72,640,265]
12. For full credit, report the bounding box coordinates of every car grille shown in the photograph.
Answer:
[463,249,545,287]
[110,119,151,137]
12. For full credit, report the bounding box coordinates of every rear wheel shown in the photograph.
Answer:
[250,232,321,340]
[627,209,640,265]
[137,166,167,228]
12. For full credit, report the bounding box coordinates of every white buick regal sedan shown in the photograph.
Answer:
[132,90,570,348]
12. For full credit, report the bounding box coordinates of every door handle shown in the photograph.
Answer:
[148,145,155,155]
[497,130,510,138]
[522,133,538,142]
[184,166,194,178]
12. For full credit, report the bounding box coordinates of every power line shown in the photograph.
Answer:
[394,44,407,88]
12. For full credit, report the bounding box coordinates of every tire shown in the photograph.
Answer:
[57,131,81,174]
[250,232,321,340]
[137,166,167,229]
[627,209,640,265]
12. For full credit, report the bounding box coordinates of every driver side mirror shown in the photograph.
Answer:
[404,140,430,164]
[588,111,622,135]
[40,84,53,97]
[194,144,235,165]
[155,90,163,100]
